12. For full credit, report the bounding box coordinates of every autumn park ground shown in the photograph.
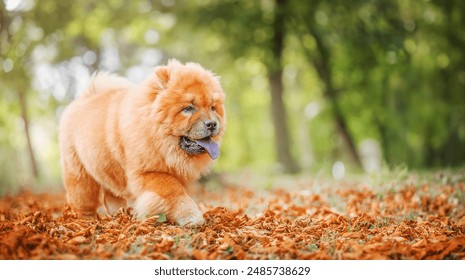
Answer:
[1,169,465,260]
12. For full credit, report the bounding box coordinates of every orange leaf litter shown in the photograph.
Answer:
[1,175,464,260]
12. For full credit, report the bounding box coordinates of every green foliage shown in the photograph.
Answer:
[156,213,167,223]
[0,0,464,191]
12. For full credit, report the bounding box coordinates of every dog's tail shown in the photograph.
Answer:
[80,72,131,98]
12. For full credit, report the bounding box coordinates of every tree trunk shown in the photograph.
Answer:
[308,27,363,168]
[267,0,300,174]
[268,72,300,173]
[329,96,363,168]
[18,91,39,179]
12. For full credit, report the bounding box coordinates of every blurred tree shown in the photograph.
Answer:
[291,0,363,168]
[425,0,465,167]
[290,0,465,169]
[267,0,300,173]
[174,0,300,173]
[1,1,40,180]
[18,90,38,178]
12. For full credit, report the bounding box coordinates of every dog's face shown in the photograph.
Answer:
[150,60,226,160]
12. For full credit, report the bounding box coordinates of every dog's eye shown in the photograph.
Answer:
[182,105,196,113]
[211,106,216,112]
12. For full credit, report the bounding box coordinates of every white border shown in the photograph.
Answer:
[0,260,463,280]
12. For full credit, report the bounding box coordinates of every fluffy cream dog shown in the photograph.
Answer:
[59,60,226,226]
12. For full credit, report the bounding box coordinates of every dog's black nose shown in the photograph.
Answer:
[204,120,218,132]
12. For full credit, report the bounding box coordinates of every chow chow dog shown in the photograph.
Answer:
[58,59,225,226]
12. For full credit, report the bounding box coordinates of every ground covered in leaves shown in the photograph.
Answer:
[1,171,465,260]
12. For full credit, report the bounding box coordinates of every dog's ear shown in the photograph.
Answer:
[154,65,170,90]
[147,65,170,100]
[149,60,183,99]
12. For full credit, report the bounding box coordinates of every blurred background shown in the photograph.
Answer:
[1,0,464,194]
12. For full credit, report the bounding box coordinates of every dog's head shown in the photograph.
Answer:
[149,59,226,160]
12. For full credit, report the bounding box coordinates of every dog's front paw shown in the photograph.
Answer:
[172,195,205,227]
[133,191,204,227]
[175,210,205,227]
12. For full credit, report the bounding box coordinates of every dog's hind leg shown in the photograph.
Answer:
[61,149,101,218]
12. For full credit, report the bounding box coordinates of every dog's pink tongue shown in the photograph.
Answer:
[195,138,220,160]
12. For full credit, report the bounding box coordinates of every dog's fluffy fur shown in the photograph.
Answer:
[59,60,226,226]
